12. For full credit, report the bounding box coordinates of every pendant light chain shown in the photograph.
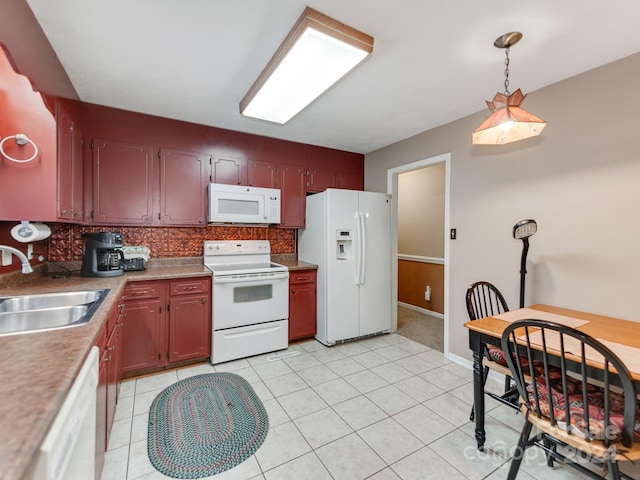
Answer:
[503,46,511,95]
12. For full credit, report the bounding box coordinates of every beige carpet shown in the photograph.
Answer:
[396,305,444,352]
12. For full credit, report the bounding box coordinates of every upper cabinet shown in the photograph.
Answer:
[160,148,207,225]
[79,103,364,228]
[91,139,208,226]
[91,139,155,224]
[211,155,247,186]
[306,144,364,193]
[248,160,277,188]
[56,101,84,222]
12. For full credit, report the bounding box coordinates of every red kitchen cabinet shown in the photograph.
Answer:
[168,279,211,363]
[211,155,247,185]
[95,300,123,480]
[248,160,277,188]
[91,138,155,224]
[306,144,364,193]
[307,167,335,193]
[160,148,207,225]
[336,171,364,190]
[56,101,84,222]
[122,278,211,377]
[121,282,165,375]
[95,326,107,480]
[288,269,317,341]
[278,164,306,228]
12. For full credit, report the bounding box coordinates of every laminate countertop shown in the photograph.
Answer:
[0,257,317,480]
[0,262,211,480]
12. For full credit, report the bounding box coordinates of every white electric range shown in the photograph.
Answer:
[203,240,289,364]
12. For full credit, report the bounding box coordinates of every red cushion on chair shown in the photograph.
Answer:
[487,344,508,366]
[525,374,640,441]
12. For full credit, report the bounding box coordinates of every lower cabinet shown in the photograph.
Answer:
[95,299,124,480]
[288,269,317,341]
[121,277,211,377]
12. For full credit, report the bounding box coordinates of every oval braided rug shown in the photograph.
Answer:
[147,372,269,479]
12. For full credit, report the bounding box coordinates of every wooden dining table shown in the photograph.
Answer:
[464,303,640,451]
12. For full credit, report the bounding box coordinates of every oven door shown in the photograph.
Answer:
[213,271,289,329]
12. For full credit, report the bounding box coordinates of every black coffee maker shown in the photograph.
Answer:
[81,232,125,277]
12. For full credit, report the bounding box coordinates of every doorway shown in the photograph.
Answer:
[387,153,450,355]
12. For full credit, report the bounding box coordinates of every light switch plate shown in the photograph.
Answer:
[2,250,12,266]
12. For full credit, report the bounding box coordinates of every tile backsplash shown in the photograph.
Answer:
[47,224,295,262]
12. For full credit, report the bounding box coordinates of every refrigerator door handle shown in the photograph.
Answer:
[356,211,366,285]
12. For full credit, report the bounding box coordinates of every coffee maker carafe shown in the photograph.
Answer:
[81,232,125,277]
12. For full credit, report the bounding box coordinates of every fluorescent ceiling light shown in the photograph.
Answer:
[240,7,374,124]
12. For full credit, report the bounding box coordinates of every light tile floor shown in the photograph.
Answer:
[100,334,620,480]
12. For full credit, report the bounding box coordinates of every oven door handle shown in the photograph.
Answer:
[213,272,290,284]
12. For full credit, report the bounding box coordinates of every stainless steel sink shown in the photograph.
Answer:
[0,306,91,335]
[0,290,107,313]
[0,289,109,336]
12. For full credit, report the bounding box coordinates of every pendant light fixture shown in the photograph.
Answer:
[472,32,546,145]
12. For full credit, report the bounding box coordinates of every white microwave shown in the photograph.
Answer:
[207,183,281,224]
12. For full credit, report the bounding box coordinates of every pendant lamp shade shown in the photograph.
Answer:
[472,32,546,145]
[472,89,547,145]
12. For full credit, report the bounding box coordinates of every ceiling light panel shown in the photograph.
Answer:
[240,7,374,124]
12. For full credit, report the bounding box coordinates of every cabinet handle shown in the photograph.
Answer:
[201,298,207,304]
[60,209,67,215]
[107,345,115,351]
[105,356,111,362]
[130,291,151,296]
[292,289,296,295]
[183,286,198,291]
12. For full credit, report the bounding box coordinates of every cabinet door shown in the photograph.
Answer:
[56,104,73,220]
[289,281,317,341]
[121,297,165,375]
[168,294,210,363]
[92,138,155,224]
[160,148,207,225]
[289,270,317,341]
[211,155,247,185]
[95,327,107,480]
[71,119,84,220]
[307,167,335,193]
[248,160,276,188]
[336,171,364,190]
[105,324,119,438]
[278,164,306,228]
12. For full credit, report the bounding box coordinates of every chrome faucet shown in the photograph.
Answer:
[0,245,33,274]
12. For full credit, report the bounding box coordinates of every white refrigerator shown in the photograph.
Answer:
[298,189,392,345]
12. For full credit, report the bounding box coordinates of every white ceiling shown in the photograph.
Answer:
[25,0,640,154]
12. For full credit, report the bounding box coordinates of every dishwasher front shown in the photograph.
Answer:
[30,346,99,480]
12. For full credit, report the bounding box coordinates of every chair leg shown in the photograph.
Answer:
[542,436,555,467]
[608,459,621,480]
[504,374,512,393]
[506,419,533,480]
[470,364,490,421]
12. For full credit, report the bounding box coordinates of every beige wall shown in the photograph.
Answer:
[398,164,445,258]
[365,52,640,361]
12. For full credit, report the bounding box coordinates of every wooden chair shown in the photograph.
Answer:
[501,319,640,480]
[466,281,518,420]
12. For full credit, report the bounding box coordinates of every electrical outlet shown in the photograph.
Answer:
[450,228,457,240]
[2,251,12,266]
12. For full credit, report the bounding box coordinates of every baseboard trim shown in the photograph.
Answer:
[397,301,444,319]
[447,352,506,387]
